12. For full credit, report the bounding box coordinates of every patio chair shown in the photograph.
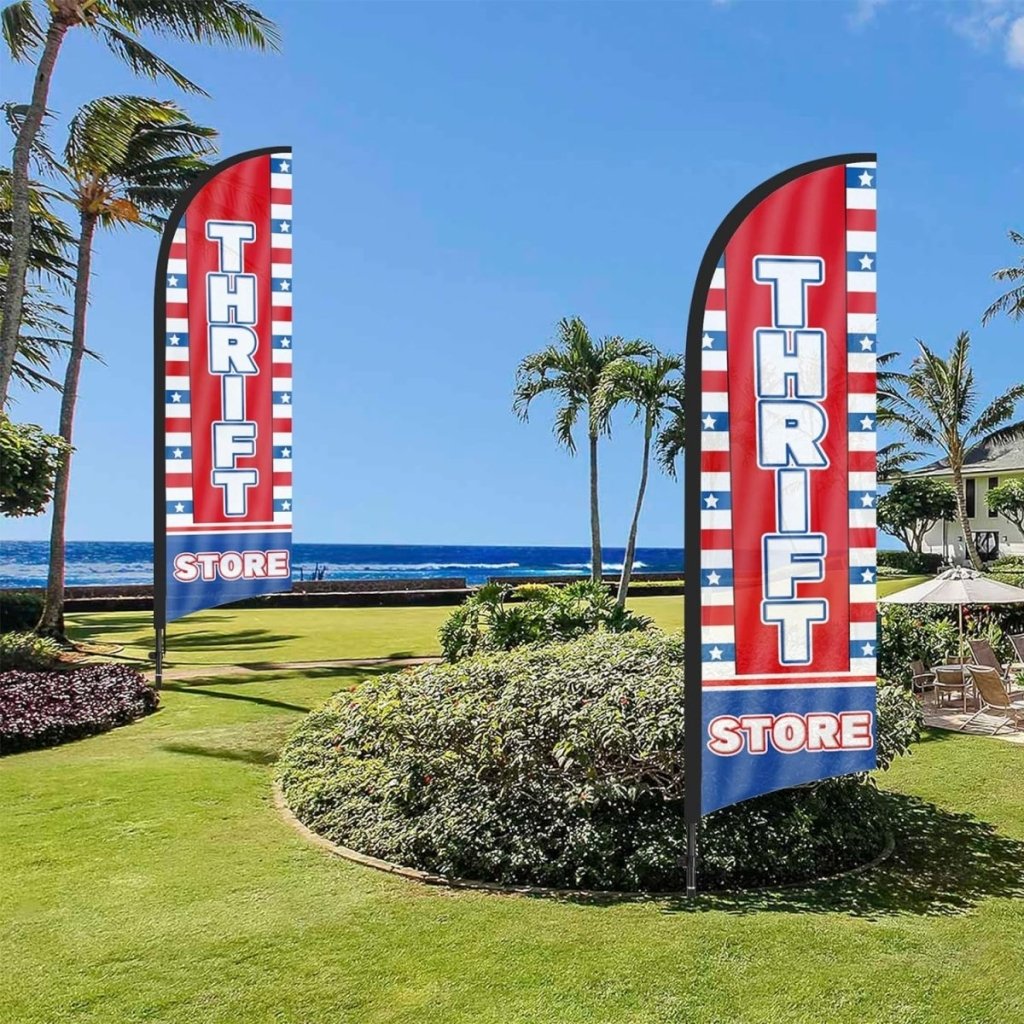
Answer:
[1010,634,1024,671]
[967,638,1011,684]
[910,660,935,699]
[933,665,968,711]
[962,666,1024,735]
[1008,634,1024,697]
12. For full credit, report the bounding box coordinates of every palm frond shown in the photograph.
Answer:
[62,95,216,231]
[0,168,76,288]
[877,441,924,481]
[108,0,281,50]
[982,229,1024,325]
[3,100,64,175]
[98,25,207,95]
[655,401,685,479]
[2,0,42,61]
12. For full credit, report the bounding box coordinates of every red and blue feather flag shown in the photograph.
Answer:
[154,147,293,630]
[684,155,878,849]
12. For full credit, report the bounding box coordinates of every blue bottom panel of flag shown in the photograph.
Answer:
[701,684,877,815]
[166,531,292,621]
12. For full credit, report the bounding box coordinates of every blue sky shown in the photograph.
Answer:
[4,0,1024,547]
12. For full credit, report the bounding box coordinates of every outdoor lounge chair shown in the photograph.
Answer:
[962,666,1024,735]
[967,638,1011,684]
[910,660,935,698]
[933,665,968,711]
[1010,634,1024,672]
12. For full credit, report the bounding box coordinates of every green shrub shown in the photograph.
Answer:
[877,550,943,575]
[0,591,43,633]
[962,605,1024,662]
[0,632,63,672]
[985,554,1024,588]
[876,565,908,579]
[439,580,651,662]
[878,605,960,685]
[279,630,919,891]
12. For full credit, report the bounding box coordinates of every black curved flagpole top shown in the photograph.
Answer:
[682,152,876,896]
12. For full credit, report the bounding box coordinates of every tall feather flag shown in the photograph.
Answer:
[154,147,294,680]
[683,155,878,892]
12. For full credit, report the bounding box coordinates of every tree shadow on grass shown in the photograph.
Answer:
[161,684,311,714]
[552,793,1024,919]
[171,665,386,689]
[160,628,301,653]
[160,742,279,766]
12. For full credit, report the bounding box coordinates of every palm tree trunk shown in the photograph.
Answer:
[951,464,982,570]
[36,211,95,638]
[0,16,69,407]
[616,421,652,607]
[589,429,602,583]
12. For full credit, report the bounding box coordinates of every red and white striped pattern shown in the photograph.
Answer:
[846,159,877,674]
[165,219,193,528]
[271,151,293,527]
[699,258,736,679]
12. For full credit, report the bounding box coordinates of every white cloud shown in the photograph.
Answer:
[857,0,1024,69]
[1008,15,1024,65]
[948,1,1024,68]
[849,0,890,29]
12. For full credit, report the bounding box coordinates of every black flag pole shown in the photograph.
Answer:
[682,154,875,896]
[153,203,174,691]
[683,231,720,898]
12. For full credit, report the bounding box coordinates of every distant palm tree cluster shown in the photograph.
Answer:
[522,231,1024,586]
[1,0,279,638]
[514,317,684,604]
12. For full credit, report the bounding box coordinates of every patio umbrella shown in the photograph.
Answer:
[880,566,1024,666]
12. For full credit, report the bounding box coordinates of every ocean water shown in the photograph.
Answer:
[0,541,684,588]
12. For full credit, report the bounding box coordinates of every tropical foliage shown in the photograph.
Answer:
[438,580,650,662]
[0,412,69,517]
[0,589,43,632]
[279,629,920,891]
[0,165,76,391]
[514,318,653,582]
[0,630,62,670]
[986,478,1024,538]
[0,0,278,406]
[982,229,1024,326]
[597,354,684,605]
[34,96,216,636]
[876,549,944,576]
[876,476,956,554]
[881,333,1024,569]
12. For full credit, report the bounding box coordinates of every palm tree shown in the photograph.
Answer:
[655,397,685,480]
[514,317,653,583]
[598,353,684,606]
[0,167,76,392]
[0,0,278,407]
[883,332,1024,570]
[36,96,216,637]
[982,229,1024,326]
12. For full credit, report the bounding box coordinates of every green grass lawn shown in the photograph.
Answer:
[67,577,925,668]
[5,573,979,1023]
[3,656,1023,1023]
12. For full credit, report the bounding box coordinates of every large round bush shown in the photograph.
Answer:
[278,631,920,891]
